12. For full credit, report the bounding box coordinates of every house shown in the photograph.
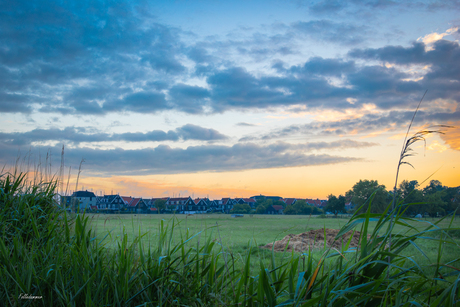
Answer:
[236,198,257,209]
[72,190,97,211]
[220,198,237,213]
[305,199,323,207]
[127,197,138,212]
[148,197,170,213]
[185,198,208,213]
[127,198,149,213]
[97,194,126,212]
[250,195,283,202]
[345,202,355,211]
[166,197,194,212]
[121,196,133,207]
[266,205,284,215]
[60,195,72,208]
[206,199,221,212]
[283,198,297,206]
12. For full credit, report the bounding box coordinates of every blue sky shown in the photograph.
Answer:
[1,0,459,198]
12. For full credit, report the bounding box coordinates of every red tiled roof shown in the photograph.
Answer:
[242,198,256,203]
[284,198,296,205]
[129,198,141,207]
[272,205,284,211]
[150,207,158,211]
[305,199,322,206]
[90,205,98,210]
[121,196,133,204]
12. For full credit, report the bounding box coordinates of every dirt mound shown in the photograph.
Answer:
[261,228,369,252]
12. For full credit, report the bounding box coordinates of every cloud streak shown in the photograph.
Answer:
[239,109,460,141]
[0,140,374,175]
[0,124,228,146]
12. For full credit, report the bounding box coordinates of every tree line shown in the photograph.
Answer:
[328,179,460,217]
[230,179,460,217]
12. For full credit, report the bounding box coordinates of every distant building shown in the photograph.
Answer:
[97,194,126,212]
[72,190,97,211]
[250,195,283,201]
[166,197,194,212]
[283,198,297,206]
[266,205,284,215]
[236,198,257,208]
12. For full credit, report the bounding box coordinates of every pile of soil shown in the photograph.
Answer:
[261,228,369,252]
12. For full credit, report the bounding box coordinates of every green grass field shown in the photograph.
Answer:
[88,213,460,273]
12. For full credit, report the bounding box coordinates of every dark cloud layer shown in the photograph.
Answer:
[0,140,371,175]
[0,1,459,117]
[0,124,228,146]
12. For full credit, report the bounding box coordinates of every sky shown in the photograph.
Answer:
[1,0,459,199]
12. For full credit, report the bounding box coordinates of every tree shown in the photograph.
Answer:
[231,203,251,214]
[255,199,272,214]
[283,205,296,215]
[273,200,286,208]
[325,194,345,216]
[423,180,445,195]
[154,199,167,213]
[292,200,307,214]
[440,187,460,213]
[346,179,389,213]
[255,204,267,214]
[399,180,418,199]
[425,192,446,217]
[312,206,323,215]
[398,180,424,216]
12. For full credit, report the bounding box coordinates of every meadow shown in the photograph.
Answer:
[88,213,460,274]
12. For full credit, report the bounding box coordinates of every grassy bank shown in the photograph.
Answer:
[1,172,460,306]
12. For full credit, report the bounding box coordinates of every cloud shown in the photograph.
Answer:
[348,39,460,104]
[0,124,228,146]
[291,20,369,45]
[240,109,460,141]
[0,141,364,175]
[168,84,210,114]
[440,123,460,151]
[417,27,459,47]
[305,0,460,15]
[290,57,356,77]
[236,122,257,127]
[104,91,171,113]
[0,0,185,114]
[175,124,227,141]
